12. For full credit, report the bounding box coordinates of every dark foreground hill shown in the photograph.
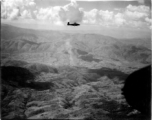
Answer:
[122,65,151,118]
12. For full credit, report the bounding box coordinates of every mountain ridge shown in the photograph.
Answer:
[1,24,151,73]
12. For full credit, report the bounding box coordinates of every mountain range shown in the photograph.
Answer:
[1,24,151,73]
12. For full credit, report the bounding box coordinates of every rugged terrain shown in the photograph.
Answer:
[1,24,151,120]
[1,24,151,73]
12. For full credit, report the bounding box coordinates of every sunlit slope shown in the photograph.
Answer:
[1,24,151,72]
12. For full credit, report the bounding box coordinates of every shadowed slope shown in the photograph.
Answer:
[1,66,35,85]
[1,66,54,90]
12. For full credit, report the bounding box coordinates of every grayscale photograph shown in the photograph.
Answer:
[1,0,151,119]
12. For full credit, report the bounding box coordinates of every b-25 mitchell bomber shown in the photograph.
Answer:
[67,22,80,26]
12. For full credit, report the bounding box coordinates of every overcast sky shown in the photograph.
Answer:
[1,0,151,38]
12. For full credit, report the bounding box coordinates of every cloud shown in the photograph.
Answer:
[1,2,21,20]
[126,4,150,13]
[83,9,125,27]
[98,10,127,27]
[1,0,37,20]
[123,4,151,28]
[4,0,83,25]
[1,0,151,29]
[145,17,152,23]
[59,0,84,24]
[125,4,150,20]
[114,13,126,26]
[145,17,152,29]
[37,7,60,20]
[97,10,115,26]
[99,10,113,21]
[82,4,151,28]
[83,9,98,24]
[21,10,35,19]
[125,10,148,20]
[36,6,63,25]
[83,9,114,25]
[9,8,20,20]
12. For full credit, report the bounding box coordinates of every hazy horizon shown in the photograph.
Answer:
[1,20,151,39]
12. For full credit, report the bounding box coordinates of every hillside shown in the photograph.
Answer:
[1,24,151,73]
